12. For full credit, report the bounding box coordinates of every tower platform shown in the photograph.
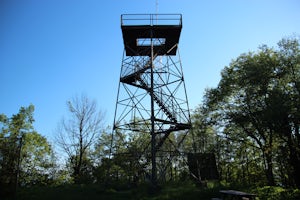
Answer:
[121,14,182,56]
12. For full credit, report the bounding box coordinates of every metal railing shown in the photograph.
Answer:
[121,14,182,26]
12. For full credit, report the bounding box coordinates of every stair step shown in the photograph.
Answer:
[120,54,158,84]
[138,78,177,122]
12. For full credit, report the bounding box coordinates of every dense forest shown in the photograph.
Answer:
[1,37,300,199]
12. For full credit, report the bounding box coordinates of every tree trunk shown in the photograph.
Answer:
[265,152,275,186]
[293,123,300,188]
[76,138,83,183]
[288,139,300,188]
[289,151,300,187]
[284,125,300,188]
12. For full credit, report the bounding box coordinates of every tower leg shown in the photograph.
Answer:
[150,35,157,188]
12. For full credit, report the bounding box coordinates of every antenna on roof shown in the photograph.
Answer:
[155,0,162,69]
[155,0,159,24]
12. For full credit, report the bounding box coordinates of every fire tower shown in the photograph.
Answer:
[112,14,191,185]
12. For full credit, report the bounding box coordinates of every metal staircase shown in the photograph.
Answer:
[120,56,155,84]
[119,52,177,123]
[138,78,177,123]
[121,64,191,151]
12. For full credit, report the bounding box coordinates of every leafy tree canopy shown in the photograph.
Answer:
[0,105,55,190]
[202,36,300,187]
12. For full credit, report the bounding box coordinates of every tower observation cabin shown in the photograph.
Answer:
[121,14,182,56]
[112,14,191,185]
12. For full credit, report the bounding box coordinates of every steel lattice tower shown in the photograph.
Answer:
[112,14,191,185]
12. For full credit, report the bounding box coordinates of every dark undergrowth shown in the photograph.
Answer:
[13,181,300,200]
[15,181,220,200]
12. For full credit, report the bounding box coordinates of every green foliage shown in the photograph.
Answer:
[190,105,217,153]
[68,154,95,184]
[200,36,300,188]
[15,181,300,200]
[255,186,300,200]
[2,37,300,199]
[20,131,55,186]
[16,181,221,200]
[0,105,55,199]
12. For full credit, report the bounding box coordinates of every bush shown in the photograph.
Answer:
[255,186,300,200]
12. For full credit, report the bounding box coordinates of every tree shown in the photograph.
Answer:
[0,105,54,198]
[204,37,300,187]
[56,94,105,184]
[20,131,55,186]
[94,124,151,185]
[190,105,217,154]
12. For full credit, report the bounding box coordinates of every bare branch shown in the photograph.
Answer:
[55,94,105,182]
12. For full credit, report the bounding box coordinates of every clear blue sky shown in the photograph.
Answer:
[1,0,299,142]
